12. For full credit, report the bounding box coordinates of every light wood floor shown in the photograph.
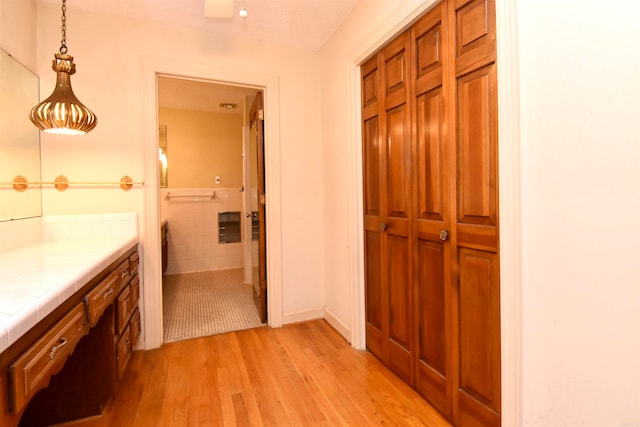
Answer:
[77,320,452,426]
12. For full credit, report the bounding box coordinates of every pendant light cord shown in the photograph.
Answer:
[59,0,67,54]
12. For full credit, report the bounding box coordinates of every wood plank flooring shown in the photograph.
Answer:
[75,320,452,426]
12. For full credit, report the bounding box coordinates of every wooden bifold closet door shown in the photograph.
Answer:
[361,1,500,426]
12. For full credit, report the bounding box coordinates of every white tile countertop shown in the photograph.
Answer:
[0,234,137,354]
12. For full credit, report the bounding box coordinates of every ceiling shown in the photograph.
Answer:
[36,0,360,113]
[157,77,260,114]
[36,0,360,51]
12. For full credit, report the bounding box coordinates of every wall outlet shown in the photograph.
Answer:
[215,176,221,184]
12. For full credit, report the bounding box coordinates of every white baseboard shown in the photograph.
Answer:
[323,308,351,343]
[280,307,352,345]
[282,307,324,325]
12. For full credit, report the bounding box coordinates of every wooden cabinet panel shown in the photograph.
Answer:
[8,304,88,414]
[85,259,129,326]
[130,275,140,312]
[130,309,141,349]
[116,325,132,381]
[116,285,132,335]
[1,247,141,427]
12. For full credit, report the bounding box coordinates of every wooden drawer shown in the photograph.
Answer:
[130,309,141,349]
[8,304,89,414]
[130,275,140,311]
[115,285,132,335]
[84,259,129,326]
[115,325,132,380]
[129,251,139,277]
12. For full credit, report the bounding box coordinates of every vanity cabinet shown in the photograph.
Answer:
[8,304,89,415]
[0,244,141,427]
[161,221,168,275]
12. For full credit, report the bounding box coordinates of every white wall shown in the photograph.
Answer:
[0,0,37,71]
[518,1,640,426]
[319,0,439,347]
[35,5,325,322]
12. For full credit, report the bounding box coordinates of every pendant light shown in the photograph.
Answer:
[30,0,97,135]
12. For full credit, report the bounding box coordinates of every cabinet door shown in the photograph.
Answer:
[116,325,132,380]
[116,285,132,335]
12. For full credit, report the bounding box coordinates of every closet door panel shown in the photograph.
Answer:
[453,0,496,76]
[456,247,500,426]
[363,117,381,217]
[386,105,412,219]
[387,234,412,383]
[383,32,410,110]
[362,54,386,362]
[416,88,446,223]
[413,3,452,419]
[382,31,414,384]
[416,239,448,416]
[451,0,499,421]
[456,64,497,232]
[365,230,384,358]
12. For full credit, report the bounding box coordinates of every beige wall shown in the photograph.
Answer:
[159,108,243,188]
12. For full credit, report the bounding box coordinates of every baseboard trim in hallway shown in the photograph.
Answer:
[162,268,264,342]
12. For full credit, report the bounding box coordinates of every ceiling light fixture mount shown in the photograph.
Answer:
[219,102,237,109]
[29,0,97,135]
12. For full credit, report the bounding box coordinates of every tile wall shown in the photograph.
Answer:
[0,213,138,254]
[161,188,246,275]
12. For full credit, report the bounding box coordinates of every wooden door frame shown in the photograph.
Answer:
[345,0,522,425]
[140,57,284,351]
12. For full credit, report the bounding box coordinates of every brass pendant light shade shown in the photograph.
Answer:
[30,0,97,135]
[30,53,97,135]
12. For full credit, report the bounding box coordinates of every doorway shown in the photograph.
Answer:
[156,76,267,342]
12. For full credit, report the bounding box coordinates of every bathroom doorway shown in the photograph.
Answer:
[156,76,266,342]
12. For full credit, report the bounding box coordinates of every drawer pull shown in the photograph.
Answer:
[120,269,129,278]
[49,337,68,359]
[103,288,114,299]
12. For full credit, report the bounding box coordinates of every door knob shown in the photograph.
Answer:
[439,229,449,241]
[380,223,388,231]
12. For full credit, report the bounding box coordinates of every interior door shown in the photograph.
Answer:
[250,92,267,323]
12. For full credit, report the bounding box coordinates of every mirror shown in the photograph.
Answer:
[0,47,42,221]
[159,125,168,188]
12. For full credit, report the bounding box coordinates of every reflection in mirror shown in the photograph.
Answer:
[159,125,168,188]
[0,47,42,221]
